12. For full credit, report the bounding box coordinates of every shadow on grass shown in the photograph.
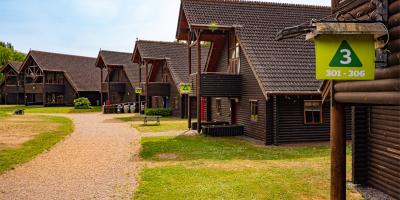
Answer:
[140,135,351,161]
[0,105,101,114]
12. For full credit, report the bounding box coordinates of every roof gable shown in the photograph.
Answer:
[180,0,330,97]
[21,50,100,91]
[96,50,140,87]
[133,40,210,90]
[1,61,22,73]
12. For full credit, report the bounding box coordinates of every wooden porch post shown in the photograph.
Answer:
[100,67,103,105]
[107,67,110,102]
[187,33,192,129]
[42,73,45,106]
[331,83,346,200]
[138,64,142,114]
[16,75,19,104]
[195,30,202,133]
[145,60,149,110]
[4,73,7,105]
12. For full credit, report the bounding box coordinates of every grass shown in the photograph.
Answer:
[140,135,348,161]
[134,135,361,200]
[116,115,190,133]
[0,105,101,114]
[0,115,73,174]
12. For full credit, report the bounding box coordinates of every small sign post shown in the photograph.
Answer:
[179,83,191,94]
[315,35,375,80]
[135,88,143,94]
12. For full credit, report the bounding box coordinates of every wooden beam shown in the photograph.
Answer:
[145,61,149,110]
[330,81,346,200]
[188,32,192,129]
[196,29,202,133]
[306,22,388,40]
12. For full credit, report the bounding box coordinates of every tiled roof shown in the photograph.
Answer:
[28,50,100,91]
[98,50,139,87]
[180,0,330,96]
[134,40,210,89]
[0,61,23,73]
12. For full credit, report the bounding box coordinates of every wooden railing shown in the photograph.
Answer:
[190,72,242,97]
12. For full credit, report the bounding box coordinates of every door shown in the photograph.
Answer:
[230,99,237,124]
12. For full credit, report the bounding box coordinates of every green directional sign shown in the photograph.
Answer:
[179,83,191,94]
[315,35,375,80]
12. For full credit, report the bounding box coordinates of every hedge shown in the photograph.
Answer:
[144,108,172,116]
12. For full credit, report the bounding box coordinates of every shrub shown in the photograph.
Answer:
[144,108,172,116]
[73,98,91,109]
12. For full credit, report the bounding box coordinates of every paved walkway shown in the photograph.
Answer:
[0,113,139,200]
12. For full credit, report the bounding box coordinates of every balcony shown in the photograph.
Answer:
[141,82,170,96]
[101,82,126,93]
[190,72,242,97]
[5,85,23,93]
[25,84,44,93]
[25,84,65,93]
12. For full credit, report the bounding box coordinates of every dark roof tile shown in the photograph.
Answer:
[181,0,330,95]
[29,50,100,91]
[134,40,210,88]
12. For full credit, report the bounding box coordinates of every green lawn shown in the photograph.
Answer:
[134,135,361,200]
[0,115,74,174]
[0,105,101,114]
[116,115,190,133]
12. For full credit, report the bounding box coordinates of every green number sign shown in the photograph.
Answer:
[179,83,191,94]
[135,88,143,94]
[315,35,375,80]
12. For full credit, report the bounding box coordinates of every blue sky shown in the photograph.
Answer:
[0,0,330,57]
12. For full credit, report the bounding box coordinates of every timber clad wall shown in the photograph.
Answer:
[210,48,267,141]
[333,0,400,198]
[268,96,352,144]
[368,106,400,198]
[237,50,267,141]
[352,106,369,185]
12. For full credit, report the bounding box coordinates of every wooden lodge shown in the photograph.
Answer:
[176,0,352,144]
[95,50,139,105]
[10,50,102,106]
[132,40,209,118]
[276,0,399,198]
[331,0,399,198]
[0,61,24,104]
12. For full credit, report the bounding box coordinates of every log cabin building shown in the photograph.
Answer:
[132,40,209,118]
[331,0,399,198]
[0,61,24,104]
[17,50,101,106]
[95,50,138,105]
[276,0,399,198]
[176,0,352,144]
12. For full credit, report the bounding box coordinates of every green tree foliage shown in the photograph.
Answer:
[0,41,26,81]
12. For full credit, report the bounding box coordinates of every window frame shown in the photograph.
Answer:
[216,98,222,115]
[228,33,240,74]
[303,100,323,125]
[250,100,258,122]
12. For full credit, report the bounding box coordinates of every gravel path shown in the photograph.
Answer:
[0,113,139,200]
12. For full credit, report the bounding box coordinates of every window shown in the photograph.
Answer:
[250,100,258,121]
[216,98,222,115]
[304,100,323,124]
[228,33,240,74]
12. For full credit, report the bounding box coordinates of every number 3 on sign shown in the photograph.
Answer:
[340,49,351,65]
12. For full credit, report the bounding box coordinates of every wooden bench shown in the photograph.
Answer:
[14,109,25,115]
[144,115,161,125]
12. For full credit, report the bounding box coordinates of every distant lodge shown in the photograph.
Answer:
[1,51,101,106]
